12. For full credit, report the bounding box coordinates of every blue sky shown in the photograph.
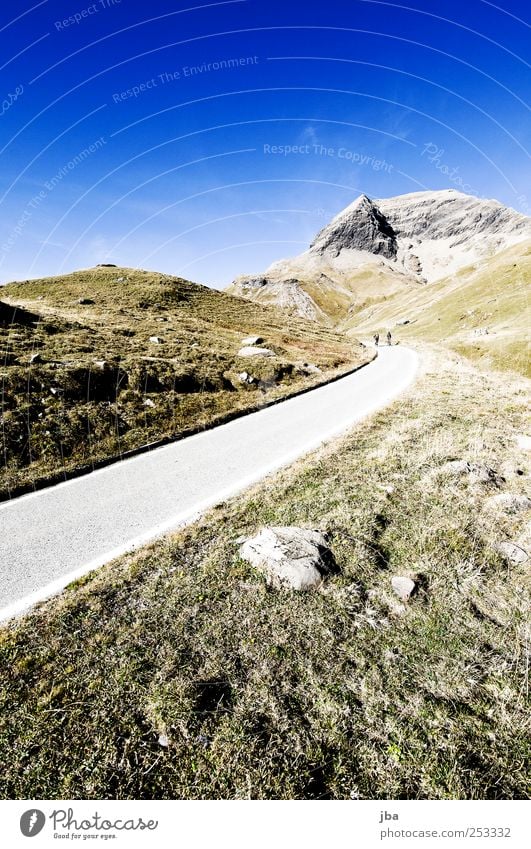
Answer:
[0,0,529,287]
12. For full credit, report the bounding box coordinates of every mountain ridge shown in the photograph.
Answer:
[228,189,531,324]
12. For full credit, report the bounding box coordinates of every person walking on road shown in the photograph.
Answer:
[373,332,380,347]
[386,330,392,346]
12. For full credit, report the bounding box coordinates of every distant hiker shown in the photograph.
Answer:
[373,332,379,347]
[386,330,392,346]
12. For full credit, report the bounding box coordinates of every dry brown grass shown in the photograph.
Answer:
[0,344,529,799]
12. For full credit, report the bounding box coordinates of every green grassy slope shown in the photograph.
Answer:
[0,266,368,497]
[346,241,531,378]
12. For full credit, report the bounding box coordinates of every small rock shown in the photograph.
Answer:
[158,734,169,748]
[486,493,531,514]
[302,363,321,374]
[470,465,503,486]
[237,346,274,358]
[149,336,162,344]
[439,460,473,476]
[495,541,528,564]
[78,297,95,305]
[391,576,416,601]
[238,371,249,383]
[93,360,107,369]
[500,461,527,480]
[516,435,531,451]
[240,526,339,590]
[241,335,264,346]
[28,353,42,364]
[438,460,503,486]
[143,398,155,408]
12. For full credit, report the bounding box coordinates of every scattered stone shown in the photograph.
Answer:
[157,733,169,748]
[143,398,155,408]
[391,576,416,601]
[469,465,503,486]
[237,371,255,385]
[78,297,95,305]
[439,459,473,476]
[486,493,531,514]
[28,353,42,365]
[437,460,503,486]
[495,541,528,564]
[241,335,264,346]
[237,346,274,358]
[302,362,321,374]
[149,336,162,344]
[500,461,527,480]
[516,435,531,451]
[239,526,339,590]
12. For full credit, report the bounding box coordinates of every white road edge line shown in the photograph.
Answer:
[0,348,418,624]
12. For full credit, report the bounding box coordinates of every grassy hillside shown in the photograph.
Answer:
[0,347,529,799]
[229,261,422,326]
[345,241,531,378]
[0,266,368,498]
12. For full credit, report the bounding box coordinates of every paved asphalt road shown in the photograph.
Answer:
[0,346,418,620]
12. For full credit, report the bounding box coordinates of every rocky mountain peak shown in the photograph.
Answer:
[228,189,531,323]
[310,193,398,259]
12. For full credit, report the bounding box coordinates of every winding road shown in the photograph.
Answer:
[0,346,418,621]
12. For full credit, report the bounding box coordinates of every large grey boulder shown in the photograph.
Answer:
[239,527,338,590]
[237,346,274,358]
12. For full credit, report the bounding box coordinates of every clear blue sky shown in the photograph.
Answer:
[0,0,529,287]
